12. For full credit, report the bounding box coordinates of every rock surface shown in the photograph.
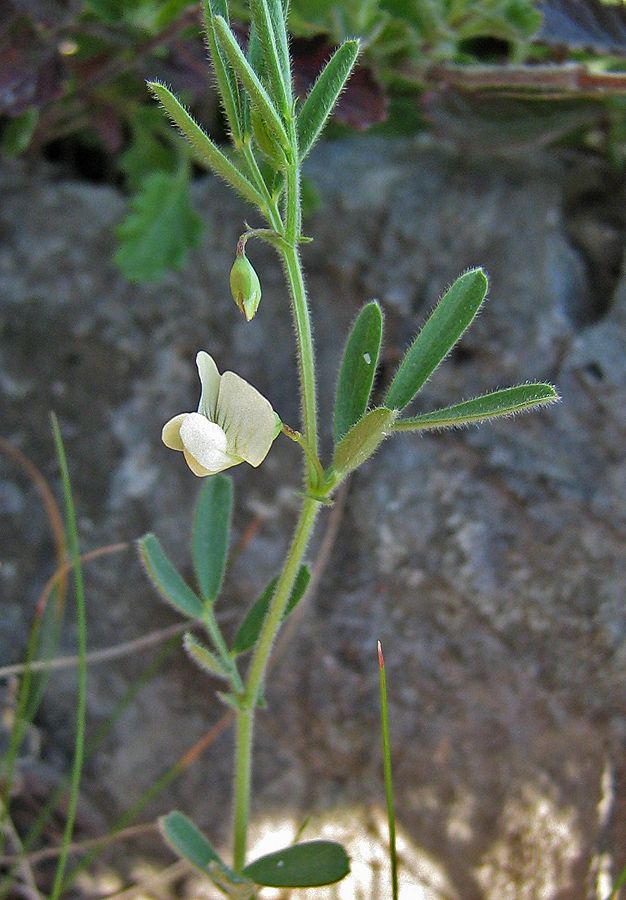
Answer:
[1,137,626,899]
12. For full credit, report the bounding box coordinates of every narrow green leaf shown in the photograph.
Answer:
[159,812,245,886]
[384,268,489,412]
[192,474,232,604]
[334,301,383,445]
[213,16,290,152]
[249,0,291,115]
[267,0,291,102]
[138,534,204,619]
[243,841,350,888]
[232,565,311,655]
[201,0,244,145]
[183,632,230,680]
[333,407,398,476]
[392,383,559,432]
[233,577,279,655]
[283,564,311,618]
[148,82,264,208]
[297,40,359,161]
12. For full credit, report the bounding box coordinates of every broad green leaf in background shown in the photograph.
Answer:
[114,170,203,282]
[2,109,39,156]
[118,107,178,191]
[232,564,311,655]
[297,39,360,161]
[243,840,350,887]
[384,268,488,411]
[333,406,398,476]
[393,383,559,431]
[138,534,204,619]
[334,300,383,445]
[192,474,233,604]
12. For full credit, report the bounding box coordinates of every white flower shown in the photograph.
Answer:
[162,352,279,476]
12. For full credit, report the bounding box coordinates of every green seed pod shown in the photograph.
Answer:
[230,253,262,321]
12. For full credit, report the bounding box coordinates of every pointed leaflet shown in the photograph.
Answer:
[192,474,232,604]
[333,407,398,477]
[393,384,559,431]
[384,268,488,412]
[249,0,291,115]
[201,0,244,145]
[148,82,264,209]
[159,812,246,886]
[213,16,290,152]
[232,565,311,655]
[184,632,230,680]
[334,301,383,445]
[243,841,350,887]
[297,40,360,161]
[139,534,204,619]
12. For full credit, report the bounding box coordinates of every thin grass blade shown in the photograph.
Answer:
[384,268,488,412]
[378,642,398,900]
[297,40,359,161]
[49,414,87,900]
[334,301,382,445]
[392,383,559,432]
[148,82,264,208]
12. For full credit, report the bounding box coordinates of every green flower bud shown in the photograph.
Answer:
[230,253,262,321]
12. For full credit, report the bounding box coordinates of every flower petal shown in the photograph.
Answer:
[179,412,239,475]
[217,372,277,467]
[196,352,221,420]
[162,413,188,450]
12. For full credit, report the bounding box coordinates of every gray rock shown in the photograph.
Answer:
[1,139,625,899]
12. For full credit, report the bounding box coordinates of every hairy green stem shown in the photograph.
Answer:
[282,243,318,467]
[232,496,320,870]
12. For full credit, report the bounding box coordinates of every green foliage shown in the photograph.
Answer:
[393,383,559,431]
[333,407,398,476]
[296,39,360,160]
[232,564,311,654]
[384,268,488,411]
[184,632,231,679]
[192,475,233,604]
[334,301,383,445]
[114,169,203,282]
[138,533,205,619]
[160,812,247,885]
[243,841,350,887]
